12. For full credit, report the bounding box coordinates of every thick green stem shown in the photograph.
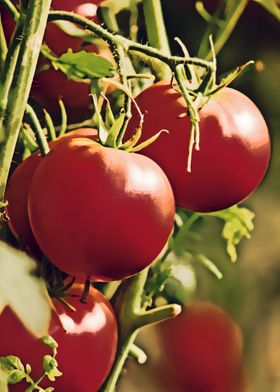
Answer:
[102,268,181,391]
[0,12,25,129]
[0,0,52,201]
[142,0,171,80]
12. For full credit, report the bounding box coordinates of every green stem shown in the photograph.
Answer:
[212,0,248,59]
[0,0,52,201]
[0,12,25,129]
[100,331,138,392]
[102,268,181,391]
[48,11,214,72]
[0,15,7,72]
[142,0,171,80]
[129,343,147,364]
[43,109,56,141]
[200,0,249,60]
[26,104,50,156]
[0,0,20,21]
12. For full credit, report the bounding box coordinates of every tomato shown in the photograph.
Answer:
[0,285,118,392]
[5,128,98,256]
[155,301,246,392]
[28,138,175,281]
[127,82,271,212]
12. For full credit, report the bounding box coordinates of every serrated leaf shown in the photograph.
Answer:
[0,241,52,336]
[52,49,115,80]
[253,0,280,21]
[208,205,255,262]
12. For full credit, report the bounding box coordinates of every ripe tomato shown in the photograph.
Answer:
[5,128,98,256]
[155,301,246,392]
[127,82,271,212]
[28,138,175,281]
[0,285,118,392]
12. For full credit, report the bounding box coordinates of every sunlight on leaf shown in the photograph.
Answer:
[0,242,52,336]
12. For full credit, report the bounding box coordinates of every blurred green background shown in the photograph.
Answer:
[120,1,280,391]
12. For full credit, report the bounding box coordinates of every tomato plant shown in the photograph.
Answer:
[28,137,175,281]
[0,0,110,120]
[155,301,246,392]
[0,285,118,392]
[5,128,98,256]
[127,82,271,212]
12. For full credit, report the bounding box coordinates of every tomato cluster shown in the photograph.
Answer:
[127,82,271,212]
[0,285,118,392]
[155,301,246,392]
[1,0,110,120]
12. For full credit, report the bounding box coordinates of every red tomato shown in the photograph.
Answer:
[28,138,175,281]
[127,82,271,212]
[5,128,98,256]
[0,285,118,392]
[155,301,246,392]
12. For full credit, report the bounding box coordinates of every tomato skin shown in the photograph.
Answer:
[28,138,175,281]
[0,285,118,392]
[127,82,271,212]
[156,301,246,392]
[5,128,98,256]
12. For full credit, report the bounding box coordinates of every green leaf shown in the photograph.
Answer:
[43,356,62,381]
[52,49,115,80]
[0,241,52,336]
[209,205,255,262]
[0,356,26,387]
[253,0,280,21]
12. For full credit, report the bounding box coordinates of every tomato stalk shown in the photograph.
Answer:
[48,11,214,73]
[0,0,52,204]
[101,268,181,391]
[142,0,172,80]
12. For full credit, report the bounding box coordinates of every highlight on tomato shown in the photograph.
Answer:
[127,82,271,212]
[154,301,246,392]
[0,285,118,392]
[28,137,175,281]
[5,128,98,256]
